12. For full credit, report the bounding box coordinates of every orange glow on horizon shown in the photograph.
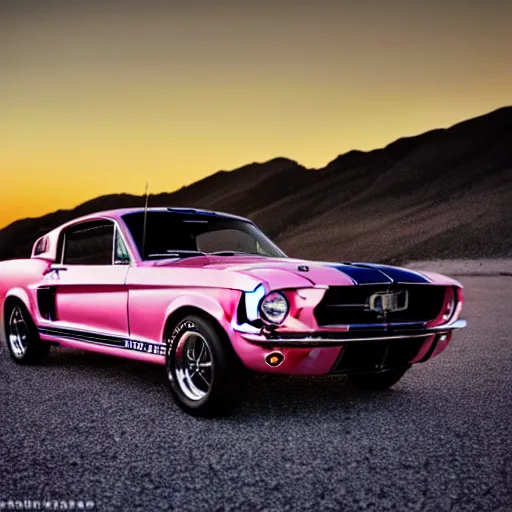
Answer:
[1,1,511,229]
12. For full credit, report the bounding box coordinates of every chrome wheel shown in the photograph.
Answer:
[173,330,213,401]
[8,306,30,359]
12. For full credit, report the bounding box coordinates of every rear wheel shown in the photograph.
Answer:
[166,315,247,417]
[4,300,51,365]
[348,368,408,391]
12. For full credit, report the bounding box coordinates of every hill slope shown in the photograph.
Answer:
[1,107,511,263]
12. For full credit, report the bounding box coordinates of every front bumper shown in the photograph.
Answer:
[236,319,467,348]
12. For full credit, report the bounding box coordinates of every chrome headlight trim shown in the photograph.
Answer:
[259,291,289,325]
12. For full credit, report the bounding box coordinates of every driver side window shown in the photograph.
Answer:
[61,221,115,265]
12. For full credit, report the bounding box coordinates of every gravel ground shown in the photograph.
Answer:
[0,276,511,511]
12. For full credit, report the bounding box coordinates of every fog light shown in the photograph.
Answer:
[265,351,285,367]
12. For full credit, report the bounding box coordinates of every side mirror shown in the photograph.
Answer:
[43,263,68,276]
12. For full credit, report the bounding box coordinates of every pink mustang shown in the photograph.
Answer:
[0,207,466,416]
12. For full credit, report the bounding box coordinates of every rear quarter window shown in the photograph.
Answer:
[33,236,49,256]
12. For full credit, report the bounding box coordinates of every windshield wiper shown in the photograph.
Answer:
[147,250,206,259]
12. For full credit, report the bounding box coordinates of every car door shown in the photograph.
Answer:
[42,219,131,339]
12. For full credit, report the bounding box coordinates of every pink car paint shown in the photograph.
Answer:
[0,207,466,375]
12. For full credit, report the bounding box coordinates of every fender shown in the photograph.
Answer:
[5,287,33,310]
[417,270,463,287]
[160,289,241,342]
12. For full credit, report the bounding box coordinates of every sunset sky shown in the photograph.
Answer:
[1,0,511,229]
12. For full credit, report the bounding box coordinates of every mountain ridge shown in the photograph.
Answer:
[1,106,511,263]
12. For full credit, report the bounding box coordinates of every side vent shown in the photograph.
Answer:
[37,287,57,321]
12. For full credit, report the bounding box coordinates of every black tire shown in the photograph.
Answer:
[348,368,408,391]
[166,315,248,418]
[4,299,51,365]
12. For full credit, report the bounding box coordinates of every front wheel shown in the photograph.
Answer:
[166,315,248,417]
[4,300,51,365]
[348,368,408,391]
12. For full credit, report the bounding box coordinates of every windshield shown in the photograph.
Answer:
[122,211,287,260]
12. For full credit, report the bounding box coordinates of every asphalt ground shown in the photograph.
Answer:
[0,276,511,511]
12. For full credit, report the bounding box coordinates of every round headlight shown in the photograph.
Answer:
[259,291,289,324]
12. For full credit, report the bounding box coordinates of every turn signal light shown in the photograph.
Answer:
[265,351,285,367]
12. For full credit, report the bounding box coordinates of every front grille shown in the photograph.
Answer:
[314,285,447,326]
[331,338,426,374]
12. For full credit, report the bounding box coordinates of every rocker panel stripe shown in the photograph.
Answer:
[38,326,167,356]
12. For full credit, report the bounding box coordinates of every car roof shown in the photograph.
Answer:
[103,207,250,222]
[37,207,254,259]
[53,207,253,232]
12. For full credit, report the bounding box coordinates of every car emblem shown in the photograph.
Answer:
[297,265,309,272]
[367,290,408,313]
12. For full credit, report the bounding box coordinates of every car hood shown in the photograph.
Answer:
[146,255,460,288]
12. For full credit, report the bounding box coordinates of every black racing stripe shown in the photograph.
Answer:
[39,326,125,347]
[38,326,167,356]
[330,264,392,284]
[353,263,432,284]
